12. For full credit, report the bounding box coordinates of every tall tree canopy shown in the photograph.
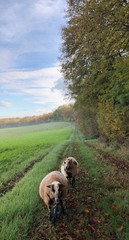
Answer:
[61,0,129,141]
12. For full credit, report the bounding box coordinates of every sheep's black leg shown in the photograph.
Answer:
[49,206,53,222]
[66,172,72,186]
[48,197,54,223]
[72,177,75,187]
[60,199,65,217]
[52,202,59,223]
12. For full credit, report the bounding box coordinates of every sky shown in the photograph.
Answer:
[0,0,71,118]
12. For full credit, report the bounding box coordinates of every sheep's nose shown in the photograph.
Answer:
[66,166,70,170]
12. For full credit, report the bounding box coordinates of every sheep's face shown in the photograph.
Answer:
[63,157,77,172]
[47,181,64,203]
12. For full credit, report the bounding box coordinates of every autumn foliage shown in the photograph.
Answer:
[61,0,129,142]
[0,104,74,128]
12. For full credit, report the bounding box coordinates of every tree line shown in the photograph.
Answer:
[0,104,74,128]
[61,0,129,142]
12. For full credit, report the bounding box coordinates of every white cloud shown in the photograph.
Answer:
[0,0,66,70]
[0,66,69,108]
[0,49,15,70]
[0,0,68,118]
[0,0,65,42]
[34,0,62,17]
[0,66,62,89]
[0,101,13,107]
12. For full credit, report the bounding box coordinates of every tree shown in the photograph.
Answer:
[61,0,129,141]
[52,104,74,121]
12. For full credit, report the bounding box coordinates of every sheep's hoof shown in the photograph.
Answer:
[59,214,64,220]
[50,220,55,225]
[50,216,57,224]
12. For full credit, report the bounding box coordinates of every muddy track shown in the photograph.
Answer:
[85,142,129,173]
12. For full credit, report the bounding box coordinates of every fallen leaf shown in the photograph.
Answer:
[88,224,95,232]
[117,225,124,232]
[67,235,73,240]
[93,216,101,224]
[103,212,109,217]
[111,205,121,211]
[61,223,66,228]
[84,208,90,215]
[51,237,57,240]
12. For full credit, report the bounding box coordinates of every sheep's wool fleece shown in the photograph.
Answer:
[61,157,79,177]
[39,171,68,207]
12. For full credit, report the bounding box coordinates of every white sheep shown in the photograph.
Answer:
[39,170,68,223]
[61,156,79,187]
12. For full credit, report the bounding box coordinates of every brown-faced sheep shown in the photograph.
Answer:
[61,156,79,187]
[39,170,68,223]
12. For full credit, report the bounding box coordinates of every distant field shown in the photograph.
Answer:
[0,121,73,139]
[0,122,73,187]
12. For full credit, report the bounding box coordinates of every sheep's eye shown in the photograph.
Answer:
[64,161,66,164]
[58,187,62,194]
[73,161,77,165]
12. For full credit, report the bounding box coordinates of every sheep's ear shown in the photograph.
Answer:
[73,161,77,165]
[63,158,67,164]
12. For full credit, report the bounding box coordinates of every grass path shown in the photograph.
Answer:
[26,136,129,240]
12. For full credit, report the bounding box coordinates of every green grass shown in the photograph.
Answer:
[0,123,73,187]
[75,134,129,239]
[1,126,129,239]
[0,122,73,139]
[0,140,70,240]
[86,138,129,163]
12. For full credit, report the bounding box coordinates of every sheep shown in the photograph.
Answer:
[39,170,68,223]
[61,156,79,187]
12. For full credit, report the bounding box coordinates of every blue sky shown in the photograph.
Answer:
[0,0,72,118]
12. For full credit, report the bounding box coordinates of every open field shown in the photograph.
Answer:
[0,125,129,239]
[0,122,73,190]
[0,122,72,139]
